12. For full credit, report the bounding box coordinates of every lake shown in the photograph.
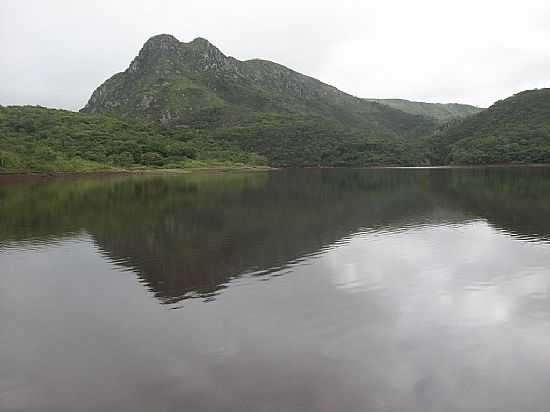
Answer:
[2,168,550,412]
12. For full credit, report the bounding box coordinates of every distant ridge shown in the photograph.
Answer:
[365,98,482,121]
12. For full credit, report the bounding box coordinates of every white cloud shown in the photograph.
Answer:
[326,220,550,327]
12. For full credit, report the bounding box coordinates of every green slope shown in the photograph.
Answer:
[425,89,550,164]
[4,86,550,172]
[365,98,482,121]
[0,106,265,172]
[81,34,436,141]
[0,105,426,173]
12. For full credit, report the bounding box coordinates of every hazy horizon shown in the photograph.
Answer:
[2,0,550,111]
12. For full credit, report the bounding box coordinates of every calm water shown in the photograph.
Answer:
[2,168,550,412]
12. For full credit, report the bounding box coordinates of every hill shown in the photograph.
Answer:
[365,98,482,121]
[426,89,550,164]
[0,105,265,172]
[0,105,424,173]
[81,34,436,141]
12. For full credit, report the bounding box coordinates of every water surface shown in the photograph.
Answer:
[2,168,550,411]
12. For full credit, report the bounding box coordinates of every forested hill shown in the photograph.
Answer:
[0,106,265,172]
[0,106,424,172]
[426,88,550,165]
[3,87,550,172]
[81,34,436,141]
[365,98,482,121]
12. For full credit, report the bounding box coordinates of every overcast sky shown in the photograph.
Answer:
[2,0,550,110]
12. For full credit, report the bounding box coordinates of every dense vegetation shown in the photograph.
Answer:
[3,87,550,172]
[0,105,427,172]
[426,89,550,165]
[0,106,266,172]
[204,115,424,166]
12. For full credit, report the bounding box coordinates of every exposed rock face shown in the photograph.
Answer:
[81,34,436,139]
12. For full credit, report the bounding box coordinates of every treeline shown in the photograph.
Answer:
[0,106,265,172]
[2,88,550,173]
[0,106,423,172]
[194,115,423,167]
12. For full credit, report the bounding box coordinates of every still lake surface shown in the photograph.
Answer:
[2,168,550,411]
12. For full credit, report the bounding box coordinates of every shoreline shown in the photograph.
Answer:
[0,165,276,182]
[1,163,549,182]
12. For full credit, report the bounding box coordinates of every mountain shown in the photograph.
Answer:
[6,34,547,172]
[81,34,436,140]
[365,98,482,121]
[426,88,550,164]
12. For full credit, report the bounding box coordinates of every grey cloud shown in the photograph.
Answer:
[1,0,549,110]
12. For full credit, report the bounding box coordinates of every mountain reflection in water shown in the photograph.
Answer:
[2,168,550,304]
[3,168,550,412]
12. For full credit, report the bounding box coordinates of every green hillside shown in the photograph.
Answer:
[0,106,425,173]
[0,106,266,172]
[81,34,436,141]
[365,98,482,121]
[426,89,550,164]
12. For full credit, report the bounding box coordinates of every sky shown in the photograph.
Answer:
[1,0,550,110]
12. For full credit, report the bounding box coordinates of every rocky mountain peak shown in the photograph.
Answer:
[145,33,179,46]
[185,37,233,72]
[189,37,213,49]
[80,33,438,140]
[128,34,181,74]
[128,34,231,74]
[140,33,181,57]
